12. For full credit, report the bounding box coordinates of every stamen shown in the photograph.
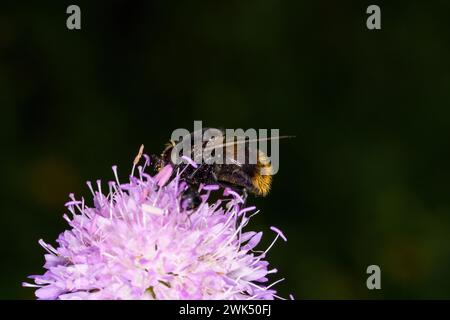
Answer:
[212,217,248,258]
[143,154,150,169]
[270,226,287,242]
[22,282,43,288]
[247,210,260,220]
[62,214,71,223]
[111,166,121,190]
[238,206,256,216]
[96,180,103,202]
[108,181,115,219]
[38,239,58,255]
[266,278,285,290]
[223,188,244,204]
[263,234,279,256]
[64,200,82,207]
[86,181,95,197]
[181,155,198,168]
[142,204,164,216]
[250,233,281,267]
[204,206,239,244]
[202,184,220,191]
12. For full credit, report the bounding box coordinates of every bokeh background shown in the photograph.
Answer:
[1,0,450,299]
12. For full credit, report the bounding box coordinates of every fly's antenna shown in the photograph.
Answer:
[131,144,145,176]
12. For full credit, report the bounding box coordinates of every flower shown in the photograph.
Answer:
[23,153,287,300]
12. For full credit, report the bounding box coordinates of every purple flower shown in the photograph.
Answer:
[23,154,287,300]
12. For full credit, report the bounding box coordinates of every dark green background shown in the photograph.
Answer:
[1,1,450,299]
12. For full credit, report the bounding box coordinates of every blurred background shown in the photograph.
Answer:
[1,0,450,299]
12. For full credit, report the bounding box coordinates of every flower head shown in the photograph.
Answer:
[23,153,287,300]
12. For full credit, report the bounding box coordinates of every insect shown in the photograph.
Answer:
[153,128,292,209]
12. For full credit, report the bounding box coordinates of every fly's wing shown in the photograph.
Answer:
[203,134,294,166]
[176,128,294,166]
[202,134,259,166]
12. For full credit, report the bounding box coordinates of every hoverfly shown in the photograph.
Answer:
[153,128,292,209]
